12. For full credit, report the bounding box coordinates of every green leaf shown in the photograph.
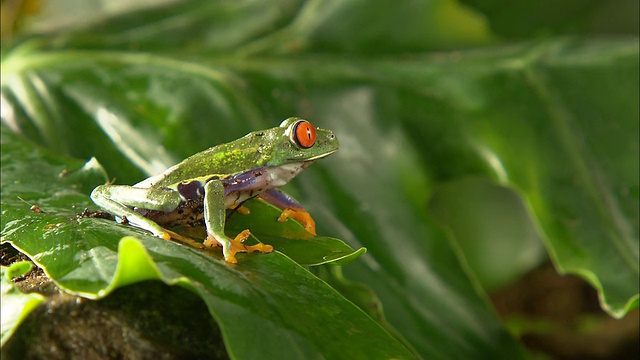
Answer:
[225,199,367,266]
[2,0,637,358]
[428,178,547,291]
[406,38,639,318]
[0,129,412,358]
[1,262,45,347]
[459,0,638,38]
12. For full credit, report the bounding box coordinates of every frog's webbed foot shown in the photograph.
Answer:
[204,230,273,263]
[278,208,316,235]
[258,189,317,235]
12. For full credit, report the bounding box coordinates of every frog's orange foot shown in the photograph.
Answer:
[231,229,273,253]
[229,204,251,215]
[203,235,221,249]
[278,208,316,235]
[206,230,273,263]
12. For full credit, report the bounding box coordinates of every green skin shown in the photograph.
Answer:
[91,117,339,262]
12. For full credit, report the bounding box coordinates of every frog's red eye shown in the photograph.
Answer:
[293,121,316,148]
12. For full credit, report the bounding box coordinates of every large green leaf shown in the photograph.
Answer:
[1,0,637,358]
[390,38,639,318]
[0,128,409,358]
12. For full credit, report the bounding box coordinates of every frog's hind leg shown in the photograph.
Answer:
[259,189,317,235]
[161,228,205,249]
[201,180,273,263]
[91,185,182,240]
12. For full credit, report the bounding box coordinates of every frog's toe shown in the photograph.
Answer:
[229,229,251,246]
[206,230,272,263]
[205,234,237,263]
[245,243,274,254]
[204,234,222,248]
[277,208,316,235]
[228,230,273,260]
[229,204,251,215]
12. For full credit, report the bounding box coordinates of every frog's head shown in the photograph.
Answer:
[262,117,339,166]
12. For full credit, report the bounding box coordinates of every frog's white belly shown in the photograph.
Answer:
[222,162,307,207]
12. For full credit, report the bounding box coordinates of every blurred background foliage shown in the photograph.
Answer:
[1,0,638,359]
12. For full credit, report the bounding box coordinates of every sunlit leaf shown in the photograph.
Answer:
[2,0,637,358]
[1,262,45,347]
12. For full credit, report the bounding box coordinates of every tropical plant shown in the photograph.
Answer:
[2,0,637,358]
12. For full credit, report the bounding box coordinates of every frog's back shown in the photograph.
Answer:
[136,135,265,188]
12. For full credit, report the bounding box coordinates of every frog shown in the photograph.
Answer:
[90,117,339,263]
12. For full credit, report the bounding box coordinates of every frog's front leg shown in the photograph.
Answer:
[201,180,273,263]
[91,185,182,240]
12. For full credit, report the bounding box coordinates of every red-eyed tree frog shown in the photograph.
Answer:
[91,118,339,263]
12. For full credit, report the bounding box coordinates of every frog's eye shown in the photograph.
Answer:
[291,120,316,148]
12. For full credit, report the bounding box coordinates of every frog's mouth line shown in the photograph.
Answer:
[302,149,338,163]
